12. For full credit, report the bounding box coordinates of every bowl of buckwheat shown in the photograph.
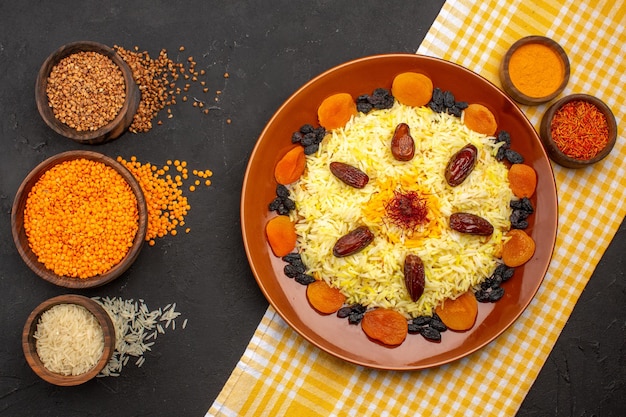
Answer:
[35,41,140,144]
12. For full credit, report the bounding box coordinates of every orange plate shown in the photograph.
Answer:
[240,54,558,370]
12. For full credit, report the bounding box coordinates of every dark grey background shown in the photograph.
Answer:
[1,1,623,416]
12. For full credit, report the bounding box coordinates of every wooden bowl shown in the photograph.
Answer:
[11,150,148,288]
[499,36,570,106]
[35,41,140,144]
[539,94,617,168]
[22,294,115,386]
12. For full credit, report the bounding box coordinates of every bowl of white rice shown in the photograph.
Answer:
[22,294,115,386]
[241,54,558,370]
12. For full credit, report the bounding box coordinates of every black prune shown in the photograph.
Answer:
[505,149,524,164]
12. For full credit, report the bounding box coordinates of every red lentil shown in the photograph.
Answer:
[24,159,139,278]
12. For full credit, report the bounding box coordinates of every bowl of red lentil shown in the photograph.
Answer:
[22,294,116,386]
[35,41,140,144]
[11,150,148,288]
[499,35,570,106]
[539,94,617,168]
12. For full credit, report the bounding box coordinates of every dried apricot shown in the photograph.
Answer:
[361,308,408,345]
[317,93,357,130]
[274,146,306,185]
[434,290,478,331]
[265,215,297,257]
[391,72,433,107]
[463,103,497,135]
[502,229,535,267]
[306,280,346,314]
[508,163,537,198]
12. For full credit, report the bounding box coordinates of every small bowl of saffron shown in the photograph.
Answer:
[539,94,617,168]
[500,36,570,105]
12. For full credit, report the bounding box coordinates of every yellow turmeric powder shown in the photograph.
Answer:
[508,43,564,98]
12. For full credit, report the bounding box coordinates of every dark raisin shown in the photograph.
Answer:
[282,197,296,211]
[408,323,422,334]
[337,306,353,318]
[505,149,524,164]
[300,124,314,134]
[277,204,290,215]
[276,184,290,199]
[357,101,373,113]
[352,304,366,314]
[443,91,455,108]
[369,88,394,109]
[429,102,444,113]
[501,266,515,281]
[412,316,432,326]
[475,289,491,302]
[289,260,306,274]
[303,143,319,155]
[511,219,529,229]
[282,252,301,263]
[291,131,304,144]
[429,317,447,332]
[314,127,326,142]
[448,106,462,117]
[419,326,442,342]
[496,130,512,145]
[269,197,282,211]
[348,311,364,324]
[431,88,444,105]
[295,273,316,285]
[495,145,508,161]
[455,101,468,110]
[283,264,300,278]
[488,286,505,302]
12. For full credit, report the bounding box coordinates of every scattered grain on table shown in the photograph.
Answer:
[94,297,185,377]
[113,44,230,132]
[117,155,213,246]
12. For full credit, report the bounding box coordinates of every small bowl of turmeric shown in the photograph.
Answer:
[11,150,148,288]
[499,36,570,106]
[539,94,617,168]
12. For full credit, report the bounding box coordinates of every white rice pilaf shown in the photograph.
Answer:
[290,102,513,317]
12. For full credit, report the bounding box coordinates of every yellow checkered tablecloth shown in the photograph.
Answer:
[208,0,625,415]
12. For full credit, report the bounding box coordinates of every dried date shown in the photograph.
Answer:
[449,212,494,236]
[445,143,477,186]
[329,161,369,189]
[390,123,415,161]
[404,254,425,302]
[332,226,374,257]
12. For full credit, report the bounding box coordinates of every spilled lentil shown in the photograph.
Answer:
[117,156,212,246]
[24,159,139,278]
